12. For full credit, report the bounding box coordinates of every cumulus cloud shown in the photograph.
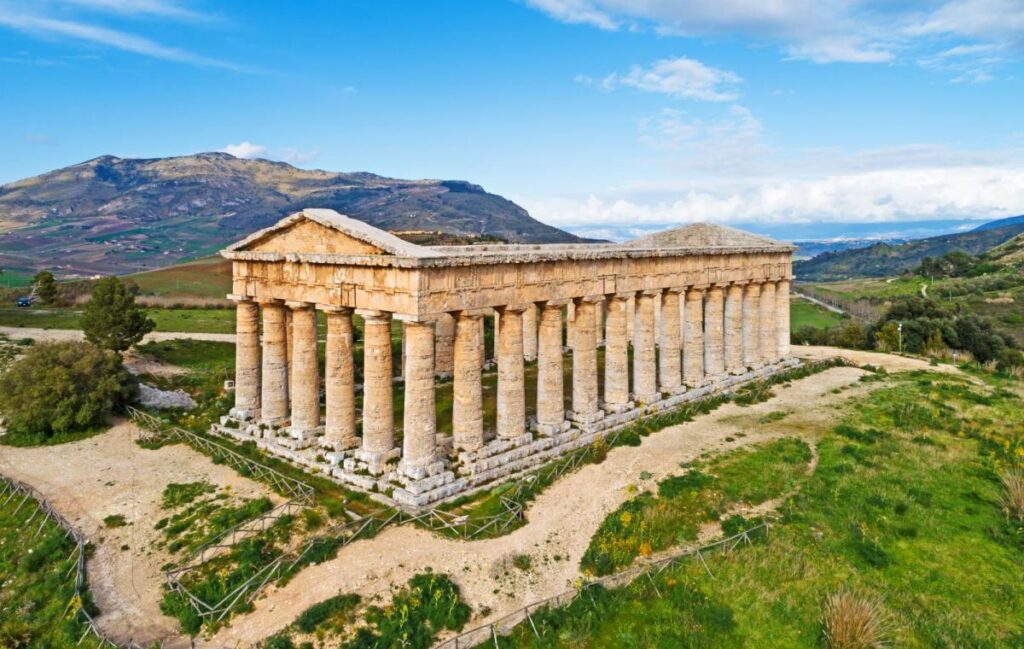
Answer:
[219,141,266,159]
[594,56,742,101]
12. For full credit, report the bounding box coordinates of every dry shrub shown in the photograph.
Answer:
[983,360,999,373]
[1007,365,1024,380]
[1000,468,1024,522]
[822,589,891,649]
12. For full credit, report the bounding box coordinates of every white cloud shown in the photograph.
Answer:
[280,148,321,165]
[597,56,742,101]
[524,0,618,30]
[51,0,207,21]
[219,141,266,159]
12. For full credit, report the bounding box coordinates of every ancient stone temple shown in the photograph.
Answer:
[215,208,797,508]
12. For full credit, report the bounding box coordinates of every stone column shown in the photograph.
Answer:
[724,284,745,374]
[743,282,762,366]
[453,312,484,451]
[259,299,289,424]
[434,313,455,377]
[288,303,321,438]
[704,286,725,378]
[596,299,605,346]
[496,306,526,439]
[359,311,395,460]
[400,319,436,472]
[776,279,791,358]
[565,301,576,350]
[285,308,294,399]
[536,302,565,434]
[683,288,705,387]
[604,294,631,412]
[323,307,357,450]
[633,291,658,404]
[659,289,682,393]
[522,304,538,362]
[571,297,602,424]
[478,315,487,369]
[760,281,778,362]
[231,297,260,419]
[626,295,635,345]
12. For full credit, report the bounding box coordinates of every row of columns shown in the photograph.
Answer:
[231,279,790,473]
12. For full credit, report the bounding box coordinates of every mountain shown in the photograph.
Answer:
[0,152,582,275]
[794,220,1024,281]
[972,214,1024,232]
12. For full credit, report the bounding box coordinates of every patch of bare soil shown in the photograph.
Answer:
[0,421,275,648]
[206,364,878,648]
[124,349,186,377]
[0,326,236,344]
[794,345,965,375]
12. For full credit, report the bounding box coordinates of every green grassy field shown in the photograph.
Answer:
[128,256,233,298]
[0,306,236,334]
[474,370,1024,647]
[790,299,845,331]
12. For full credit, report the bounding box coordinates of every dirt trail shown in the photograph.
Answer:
[0,326,235,343]
[0,421,274,648]
[205,362,895,648]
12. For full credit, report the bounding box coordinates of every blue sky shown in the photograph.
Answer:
[2,0,1023,238]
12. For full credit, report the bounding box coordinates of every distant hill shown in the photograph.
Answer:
[984,232,1024,265]
[0,152,583,276]
[795,219,1024,281]
[972,214,1024,232]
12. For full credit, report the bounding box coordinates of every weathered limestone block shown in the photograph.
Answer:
[776,279,791,358]
[324,308,358,450]
[497,306,526,439]
[259,300,289,423]
[760,281,778,362]
[633,291,658,403]
[704,286,725,378]
[604,294,631,412]
[683,288,705,387]
[571,297,602,423]
[743,282,762,366]
[288,303,321,437]
[522,303,538,362]
[360,311,396,460]
[453,312,484,451]
[434,313,455,376]
[231,298,261,419]
[659,289,682,392]
[401,320,437,471]
[724,284,745,374]
[536,302,565,434]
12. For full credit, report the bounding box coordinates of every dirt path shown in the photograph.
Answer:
[795,345,967,375]
[0,326,235,344]
[205,363,894,648]
[0,421,275,648]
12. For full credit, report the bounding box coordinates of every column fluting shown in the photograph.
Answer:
[434,313,455,377]
[683,288,705,387]
[571,297,601,423]
[724,284,745,374]
[743,282,762,366]
[324,308,357,450]
[360,311,395,456]
[659,289,682,392]
[704,286,725,378]
[603,294,631,411]
[776,279,791,358]
[633,291,658,403]
[536,302,565,434]
[760,281,778,362]
[453,312,484,451]
[496,306,526,439]
[259,300,289,424]
[231,298,261,419]
[522,304,538,362]
[288,303,321,437]
[401,319,437,470]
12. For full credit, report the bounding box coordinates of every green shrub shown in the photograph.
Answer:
[293,593,361,633]
[103,514,127,528]
[81,276,155,352]
[0,341,137,444]
[161,481,216,509]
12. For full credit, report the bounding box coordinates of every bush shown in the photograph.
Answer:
[0,341,137,443]
[1000,468,1024,523]
[821,589,891,649]
[81,276,155,352]
[293,593,361,633]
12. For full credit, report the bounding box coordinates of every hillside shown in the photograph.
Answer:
[0,152,582,275]
[794,219,1024,281]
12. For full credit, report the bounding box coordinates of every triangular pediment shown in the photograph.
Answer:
[225,208,430,257]
[627,223,788,249]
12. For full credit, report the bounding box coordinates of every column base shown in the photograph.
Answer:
[569,409,605,425]
[533,420,570,436]
[398,457,446,481]
[661,384,685,395]
[320,434,360,451]
[261,416,288,428]
[603,401,634,414]
[229,407,259,421]
[633,392,660,406]
[354,447,401,475]
[289,425,323,441]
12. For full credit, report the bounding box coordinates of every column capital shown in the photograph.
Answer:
[450,308,490,319]
[606,291,634,302]
[539,298,572,307]
[393,313,437,324]
[355,308,392,322]
[317,304,353,314]
[573,294,605,305]
[496,304,530,314]
[285,300,316,310]
[227,293,255,303]
[255,296,285,306]
[638,289,663,297]
[663,287,686,295]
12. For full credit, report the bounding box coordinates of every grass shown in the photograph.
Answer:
[137,339,236,373]
[791,299,845,331]
[0,306,235,334]
[128,256,233,298]
[0,484,105,649]
[470,370,1024,647]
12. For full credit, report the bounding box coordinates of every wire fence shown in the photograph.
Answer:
[432,520,772,649]
[0,474,162,649]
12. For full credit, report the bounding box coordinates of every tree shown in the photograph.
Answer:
[0,341,137,442]
[81,276,155,352]
[32,270,57,304]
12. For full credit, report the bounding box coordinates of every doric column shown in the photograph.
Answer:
[565,301,576,350]
[776,279,791,358]
[453,312,484,451]
[596,299,605,346]
[496,306,526,439]
[604,294,631,411]
[522,304,538,362]
[724,284,745,374]
[230,297,260,419]
[477,315,487,369]
[536,302,565,434]
[323,307,357,450]
[760,281,778,362]
[259,299,289,424]
[359,310,395,457]
[434,313,455,377]
[288,303,321,438]
[743,282,762,366]
[683,288,705,387]
[704,286,725,378]
[285,308,294,399]
[400,319,436,471]
[626,295,635,345]
[571,297,602,423]
[659,289,682,393]
[633,291,658,404]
